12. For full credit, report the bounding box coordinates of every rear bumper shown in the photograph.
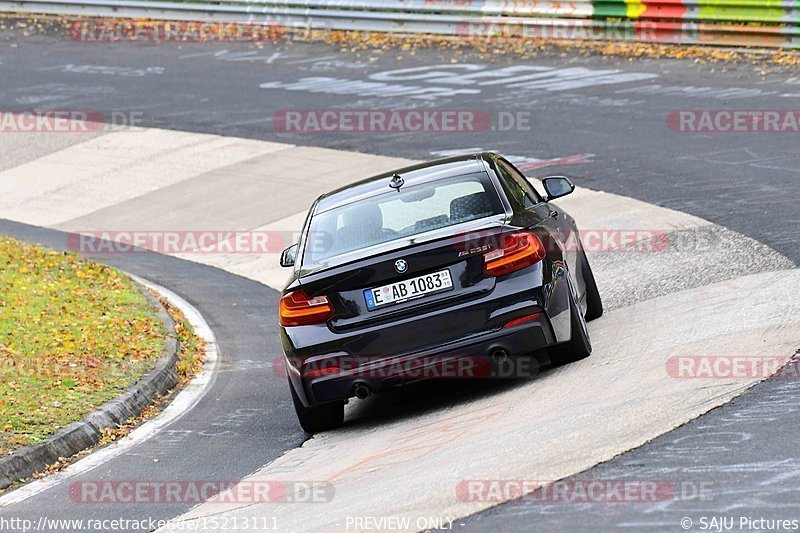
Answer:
[282,262,572,407]
[287,315,555,407]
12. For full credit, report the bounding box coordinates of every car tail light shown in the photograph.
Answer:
[483,232,546,277]
[279,290,335,326]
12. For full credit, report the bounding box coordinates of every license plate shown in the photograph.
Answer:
[364,269,453,310]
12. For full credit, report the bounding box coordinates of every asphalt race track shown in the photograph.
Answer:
[1,29,799,532]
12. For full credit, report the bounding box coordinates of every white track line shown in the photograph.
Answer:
[0,275,219,508]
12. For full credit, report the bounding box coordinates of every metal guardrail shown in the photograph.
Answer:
[0,0,797,47]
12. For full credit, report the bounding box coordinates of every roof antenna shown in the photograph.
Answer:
[389,174,404,191]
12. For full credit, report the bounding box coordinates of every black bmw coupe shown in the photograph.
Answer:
[278,152,602,432]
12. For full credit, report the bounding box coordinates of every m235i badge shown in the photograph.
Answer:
[458,244,492,257]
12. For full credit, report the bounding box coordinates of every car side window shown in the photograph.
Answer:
[496,160,539,209]
[502,160,544,205]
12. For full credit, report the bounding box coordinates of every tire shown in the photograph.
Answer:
[549,284,592,365]
[580,248,603,321]
[289,380,344,433]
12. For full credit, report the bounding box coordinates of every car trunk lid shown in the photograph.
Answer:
[298,216,506,331]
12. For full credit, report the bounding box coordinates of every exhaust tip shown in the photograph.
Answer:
[353,383,371,400]
[490,348,510,365]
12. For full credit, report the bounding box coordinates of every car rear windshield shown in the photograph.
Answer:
[304,172,504,265]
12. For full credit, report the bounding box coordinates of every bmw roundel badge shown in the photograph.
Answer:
[394,259,408,273]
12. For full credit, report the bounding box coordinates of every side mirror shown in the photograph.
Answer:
[280,243,298,268]
[542,176,575,201]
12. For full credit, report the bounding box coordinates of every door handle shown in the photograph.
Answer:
[550,210,559,219]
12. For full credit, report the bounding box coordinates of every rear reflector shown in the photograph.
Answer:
[504,312,542,329]
[304,366,342,378]
[483,232,546,276]
[279,290,335,327]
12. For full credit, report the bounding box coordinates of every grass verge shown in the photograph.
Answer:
[0,236,167,453]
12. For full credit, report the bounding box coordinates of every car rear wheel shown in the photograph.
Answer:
[289,380,345,433]
[550,284,592,365]
[580,248,603,321]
